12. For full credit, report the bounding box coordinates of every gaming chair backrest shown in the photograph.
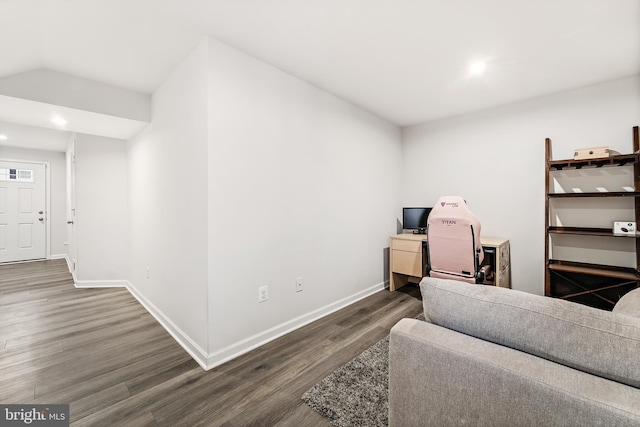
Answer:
[427,196,483,283]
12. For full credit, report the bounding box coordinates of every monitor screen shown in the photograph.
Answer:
[403,207,431,231]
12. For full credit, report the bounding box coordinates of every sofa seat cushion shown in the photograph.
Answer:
[613,288,640,318]
[420,277,640,388]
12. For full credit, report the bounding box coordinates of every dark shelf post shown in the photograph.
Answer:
[545,138,552,296]
[634,126,639,278]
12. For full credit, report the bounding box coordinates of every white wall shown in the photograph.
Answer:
[128,40,209,358]
[74,134,128,282]
[120,36,638,369]
[0,146,66,257]
[206,38,402,363]
[402,75,640,295]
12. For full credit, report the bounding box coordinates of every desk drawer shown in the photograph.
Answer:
[391,239,422,253]
[392,249,422,277]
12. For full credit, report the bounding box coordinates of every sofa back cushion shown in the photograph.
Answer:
[421,277,640,388]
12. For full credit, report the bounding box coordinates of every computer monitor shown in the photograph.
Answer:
[403,207,432,234]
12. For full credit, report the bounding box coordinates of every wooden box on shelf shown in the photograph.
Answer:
[573,146,611,160]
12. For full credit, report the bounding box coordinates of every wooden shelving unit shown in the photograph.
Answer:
[544,126,640,310]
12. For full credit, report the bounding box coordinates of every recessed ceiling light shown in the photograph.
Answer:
[51,116,67,126]
[0,134,7,140]
[469,61,486,76]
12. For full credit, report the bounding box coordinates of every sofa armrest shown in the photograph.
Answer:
[614,287,640,318]
[389,318,640,427]
[420,277,640,388]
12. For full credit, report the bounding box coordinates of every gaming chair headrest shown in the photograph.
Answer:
[429,196,480,225]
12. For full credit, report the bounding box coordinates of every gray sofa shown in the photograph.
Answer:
[389,277,640,426]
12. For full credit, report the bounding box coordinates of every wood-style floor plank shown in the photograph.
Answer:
[0,259,422,426]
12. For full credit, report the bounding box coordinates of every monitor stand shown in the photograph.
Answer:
[412,228,426,235]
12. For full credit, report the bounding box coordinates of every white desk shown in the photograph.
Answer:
[389,233,510,291]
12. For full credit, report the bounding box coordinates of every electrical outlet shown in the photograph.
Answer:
[145,266,150,279]
[296,277,303,292]
[258,285,268,303]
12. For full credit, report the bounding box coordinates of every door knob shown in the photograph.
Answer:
[39,218,44,222]
[39,211,43,214]
[67,220,74,224]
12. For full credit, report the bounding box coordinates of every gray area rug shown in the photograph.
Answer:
[302,315,424,427]
[302,336,391,427]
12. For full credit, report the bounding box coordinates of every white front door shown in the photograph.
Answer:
[0,161,47,263]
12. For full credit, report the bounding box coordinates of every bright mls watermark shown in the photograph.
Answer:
[1,405,69,426]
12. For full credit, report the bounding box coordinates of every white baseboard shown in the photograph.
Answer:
[57,258,386,372]
[126,282,209,370]
[75,279,129,288]
[56,257,208,368]
[204,281,386,370]
[55,254,78,283]
[54,254,127,289]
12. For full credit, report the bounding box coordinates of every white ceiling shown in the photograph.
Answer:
[0,121,69,152]
[0,0,639,150]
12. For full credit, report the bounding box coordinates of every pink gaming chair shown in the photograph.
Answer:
[426,196,485,284]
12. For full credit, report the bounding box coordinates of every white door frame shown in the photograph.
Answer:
[0,158,51,262]
[66,135,77,277]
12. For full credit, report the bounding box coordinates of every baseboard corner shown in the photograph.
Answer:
[125,282,209,370]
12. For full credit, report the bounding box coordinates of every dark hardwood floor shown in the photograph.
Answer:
[0,259,422,426]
